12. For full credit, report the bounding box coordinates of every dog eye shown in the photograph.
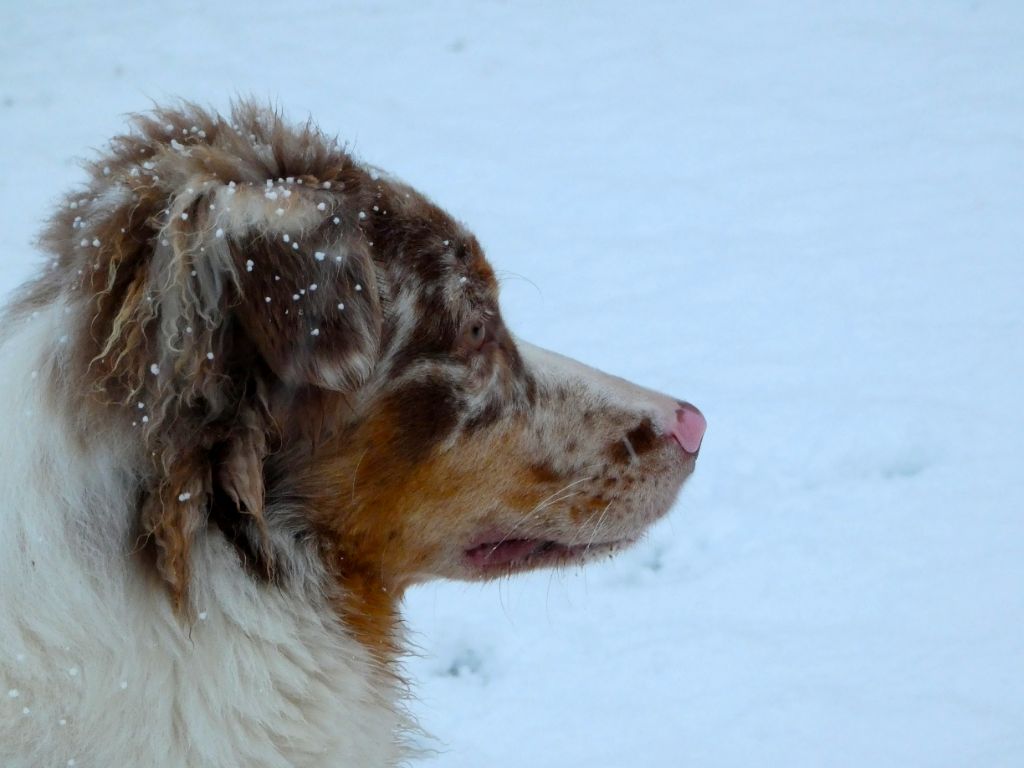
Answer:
[459,318,489,353]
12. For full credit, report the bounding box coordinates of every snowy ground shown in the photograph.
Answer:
[3,1,1023,766]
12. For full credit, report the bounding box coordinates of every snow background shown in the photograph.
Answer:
[2,1,1023,765]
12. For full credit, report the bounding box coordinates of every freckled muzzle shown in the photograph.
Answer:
[516,338,705,458]
[457,338,705,578]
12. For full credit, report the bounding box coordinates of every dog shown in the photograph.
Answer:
[0,102,705,767]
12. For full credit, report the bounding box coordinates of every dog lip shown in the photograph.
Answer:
[463,536,634,572]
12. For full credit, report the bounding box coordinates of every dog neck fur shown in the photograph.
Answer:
[0,306,410,767]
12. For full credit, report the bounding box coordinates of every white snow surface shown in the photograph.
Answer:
[2,2,1023,766]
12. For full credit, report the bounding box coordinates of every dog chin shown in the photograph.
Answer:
[462,536,637,577]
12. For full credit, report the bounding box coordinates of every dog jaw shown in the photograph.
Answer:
[283,335,699,602]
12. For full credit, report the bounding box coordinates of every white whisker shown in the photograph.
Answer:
[620,436,638,464]
[350,447,369,503]
[490,475,595,553]
[585,500,614,553]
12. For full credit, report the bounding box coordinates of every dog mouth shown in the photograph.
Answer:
[463,536,633,574]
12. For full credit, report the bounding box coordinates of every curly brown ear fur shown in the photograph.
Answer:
[29,102,386,611]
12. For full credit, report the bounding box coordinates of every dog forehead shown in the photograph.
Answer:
[375,186,496,295]
[459,236,497,292]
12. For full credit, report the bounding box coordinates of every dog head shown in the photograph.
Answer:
[31,103,704,622]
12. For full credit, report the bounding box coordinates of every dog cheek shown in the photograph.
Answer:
[380,379,461,465]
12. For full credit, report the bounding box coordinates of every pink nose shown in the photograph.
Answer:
[670,403,706,454]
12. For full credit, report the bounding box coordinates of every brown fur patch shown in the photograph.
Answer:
[381,378,462,465]
[528,461,564,484]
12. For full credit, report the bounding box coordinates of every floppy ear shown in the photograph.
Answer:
[83,141,382,612]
